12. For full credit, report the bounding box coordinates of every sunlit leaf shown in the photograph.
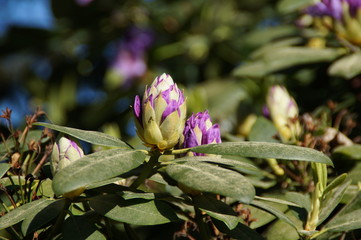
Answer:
[52,149,145,195]
[324,209,361,232]
[191,142,333,166]
[251,200,299,230]
[0,199,55,230]
[166,161,255,204]
[34,122,129,148]
[328,52,361,79]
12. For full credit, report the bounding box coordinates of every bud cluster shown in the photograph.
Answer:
[133,73,221,152]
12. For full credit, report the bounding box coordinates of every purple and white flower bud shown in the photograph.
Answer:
[183,111,221,156]
[133,73,187,151]
[266,85,301,143]
[51,137,84,176]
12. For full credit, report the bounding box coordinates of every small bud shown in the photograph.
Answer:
[51,137,85,199]
[51,137,84,176]
[266,85,301,142]
[133,73,187,151]
[183,111,221,156]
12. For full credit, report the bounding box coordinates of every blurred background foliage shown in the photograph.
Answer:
[0,0,360,147]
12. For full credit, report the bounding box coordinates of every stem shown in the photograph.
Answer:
[17,175,25,205]
[193,205,211,240]
[129,152,160,189]
[46,199,71,240]
[164,148,191,155]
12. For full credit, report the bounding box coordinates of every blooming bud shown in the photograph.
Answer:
[51,137,84,176]
[133,73,187,151]
[266,85,301,143]
[183,111,221,156]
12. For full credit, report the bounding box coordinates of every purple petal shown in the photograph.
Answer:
[183,129,201,148]
[133,95,142,124]
[202,124,221,145]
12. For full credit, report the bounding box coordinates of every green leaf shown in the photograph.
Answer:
[33,122,129,148]
[212,219,265,240]
[328,52,361,79]
[52,149,145,195]
[0,199,54,230]
[277,0,313,13]
[166,161,255,204]
[324,209,361,232]
[251,200,299,230]
[263,210,302,240]
[254,196,301,208]
[248,117,279,143]
[233,47,344,78]
[169,156,259,173]
[119,191,156,200]
[285,192,311,213]
[323,173,348,197]
[89,194,179,225]
[0,163,10,178]
[21,199,65,235]
[191,142,333,166]
[193,195,239,230]
[337,191,361,216]
[332,144,361,161]
[318,179,351,226]
[62,214,106,240]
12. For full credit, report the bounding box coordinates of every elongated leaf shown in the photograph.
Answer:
[324,209,361,232]
[62,214,106,240]
[285,192,311,213]
[332,144,361,160]
[34,122,129,148]
[328,52,361,79]
[233,47,344,78]
[193,195,239,230]
[318,179,351,225]
[254,196,301,208]
[22,199,65,235]
[0,199,54,230]
[52,149,145,195]
[89,194,179,225]
[212,219,265,240]
[166,161,255,204]
[191,142,333,166]
[337,191,361,216]
[0,163,10,178]
[170,156,259,172]
[264,209,302,240]
[323,173,348,197]
[251,200,299,230]
[248,117,279,143]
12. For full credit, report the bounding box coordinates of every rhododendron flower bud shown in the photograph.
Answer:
[51,137,84,175]
[266,85,301,143]
[183,111,221,156]
[133,73,187,151]
[51,137,85,199]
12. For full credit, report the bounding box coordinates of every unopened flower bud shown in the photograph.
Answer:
[266,85,301,143]
[183,111,221,156]
[51,137,84,175]
[133,73,187,151]
[51,137,85,199]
